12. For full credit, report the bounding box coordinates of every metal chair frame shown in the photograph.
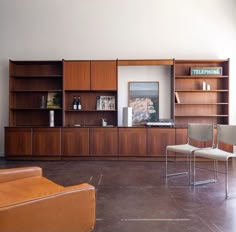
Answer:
[193,124,236,199]
[166,123,214,185]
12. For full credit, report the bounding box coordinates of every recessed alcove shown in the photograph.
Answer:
[117,65,172,126]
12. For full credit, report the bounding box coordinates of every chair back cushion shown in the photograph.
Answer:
[188,123,214,142]
[217,124,236,146]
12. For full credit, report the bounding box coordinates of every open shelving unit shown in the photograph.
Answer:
[174,59,229,126]
[9,60,63,126]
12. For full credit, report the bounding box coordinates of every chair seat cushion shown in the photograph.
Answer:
[0,176,64,208]
[194,148,236,161]
[166,144,198,154]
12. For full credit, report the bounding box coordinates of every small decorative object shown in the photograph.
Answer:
[128,82,159,125]
[72,96,77,110]
[122,107,132,127]
[175,92,180,103]
[207,84,211,90]
[96,96,100,110]
[202,81,207,90]
[77,96,82,110]
[190,67,222,76]
[96,96,115,110]
[47,92,61,108]
[102,118,107,127]
[40,96,46,108]
[49,110,54,127]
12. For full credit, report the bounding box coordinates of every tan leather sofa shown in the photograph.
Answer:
[0,166,96,232]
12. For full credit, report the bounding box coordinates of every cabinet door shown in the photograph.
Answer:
[5,127,32,156]
[61,128,89,156]
[64,61,90,90]
[32,128,61,156]
[147,128,175,157]
[90,128,118,156]
[119,128,147,156]
[91,61,117,90]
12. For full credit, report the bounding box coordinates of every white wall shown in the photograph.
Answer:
[0,0,236,156]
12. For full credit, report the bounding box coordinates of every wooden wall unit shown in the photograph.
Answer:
[5,58,230,161]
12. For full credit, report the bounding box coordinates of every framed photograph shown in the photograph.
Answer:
[96,96,116,110]
[47,92,62,109]
[128,82,159,125]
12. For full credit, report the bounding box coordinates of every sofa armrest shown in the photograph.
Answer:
[0,167,42,183]
[0,183,96,232]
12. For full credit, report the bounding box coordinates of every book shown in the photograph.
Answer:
[175,92,180,103]
[47,92,62,108]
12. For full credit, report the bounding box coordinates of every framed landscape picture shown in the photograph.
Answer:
[128,82,159,125]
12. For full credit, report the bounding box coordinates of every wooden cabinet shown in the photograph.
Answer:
[32,128,61,156]
[63,60,117,127]
[119,128,147,156]
[147,128,175,157]
[61,127,89,156]
[9,60,63,126]
[5,127,32,156]
[174,59,229,126]
[90,128,118,156]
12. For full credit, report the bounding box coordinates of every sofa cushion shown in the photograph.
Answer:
[0,176,64,208]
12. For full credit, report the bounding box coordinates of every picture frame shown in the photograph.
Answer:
[128,82,159,125]
[96,96,116,110]
[47,92,62,109]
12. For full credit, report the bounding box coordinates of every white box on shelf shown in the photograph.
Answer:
[123,107,132,127]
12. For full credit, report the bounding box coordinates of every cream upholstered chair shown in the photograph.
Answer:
[193,124,236,199]
[166,123,214,184]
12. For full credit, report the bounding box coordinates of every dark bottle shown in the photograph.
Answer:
[77,96,82,110]
[72,96,77,110]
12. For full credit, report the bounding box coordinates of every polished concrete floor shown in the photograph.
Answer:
[1,159,236,232]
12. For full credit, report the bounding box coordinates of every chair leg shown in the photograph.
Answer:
[226,160,228,199]
[165,149,168,180]
[214,160,218,180]
[193,157,217,186]
[166,150,188,178]
[189,152,192,185]
[193,154,196,185]
[225,158,236,199]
